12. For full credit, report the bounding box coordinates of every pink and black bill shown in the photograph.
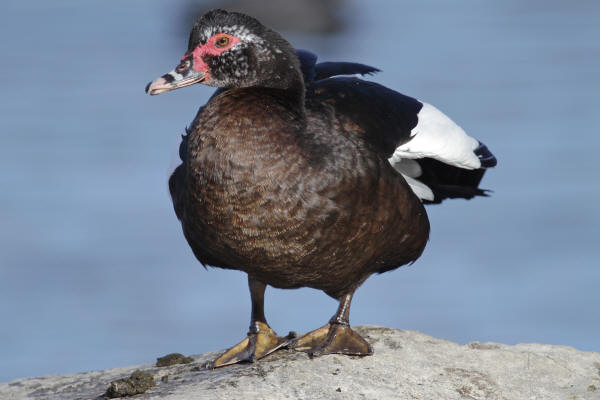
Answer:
[145,54,206,95]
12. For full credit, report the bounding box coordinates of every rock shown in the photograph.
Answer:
[1,326,599,400]
[105,370,155,398]
[155,353,194,367]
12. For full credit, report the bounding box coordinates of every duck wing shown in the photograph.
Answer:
[296,49,380,83]
[311,76,497,204]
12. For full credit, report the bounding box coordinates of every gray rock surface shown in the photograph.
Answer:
[2,326,599,400]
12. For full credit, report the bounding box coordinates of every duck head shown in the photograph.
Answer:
[146,9,303,95]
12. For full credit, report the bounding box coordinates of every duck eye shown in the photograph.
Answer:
[215,36,230,48]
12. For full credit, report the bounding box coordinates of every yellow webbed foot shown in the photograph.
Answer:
[211,321,295,368]
[292,323,373,357]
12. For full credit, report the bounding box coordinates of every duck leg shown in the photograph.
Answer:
[292,290,373,357]
[211,276,295,368]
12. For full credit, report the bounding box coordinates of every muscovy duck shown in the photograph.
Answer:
[146,9,497,367]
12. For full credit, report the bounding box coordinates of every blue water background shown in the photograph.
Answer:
[1,0,598,382]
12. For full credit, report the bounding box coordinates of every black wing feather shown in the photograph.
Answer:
[296,49,318,82]
[314,62,380,81]
[296,49,380,84]
[311,77,423,157]
[416,158,490,204]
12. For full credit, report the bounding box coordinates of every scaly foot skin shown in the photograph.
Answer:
[210,321,295,368]
[292,323,373,357]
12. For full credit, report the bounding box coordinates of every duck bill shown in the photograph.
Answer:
[145,56,206,96]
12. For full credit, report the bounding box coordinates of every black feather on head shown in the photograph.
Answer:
[186,9,303,93]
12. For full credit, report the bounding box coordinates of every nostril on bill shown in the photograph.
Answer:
[175,59,190,74]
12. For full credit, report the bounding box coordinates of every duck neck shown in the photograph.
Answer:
[276,75,306,116]
[257,55,306,115]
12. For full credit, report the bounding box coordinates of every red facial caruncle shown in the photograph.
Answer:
[182,33,242,73]
[145,32,241,96]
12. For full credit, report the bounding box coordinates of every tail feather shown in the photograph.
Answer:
[416,158,490,205]
[475,141,497,168]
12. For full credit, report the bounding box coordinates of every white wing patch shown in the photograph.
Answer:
[391,158,422,178]
[388,102,482,201]
[389,102,481,170]
[401,174,435,201]
[389,158,434,201]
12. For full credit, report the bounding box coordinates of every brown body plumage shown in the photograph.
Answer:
[180,87,429,298]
